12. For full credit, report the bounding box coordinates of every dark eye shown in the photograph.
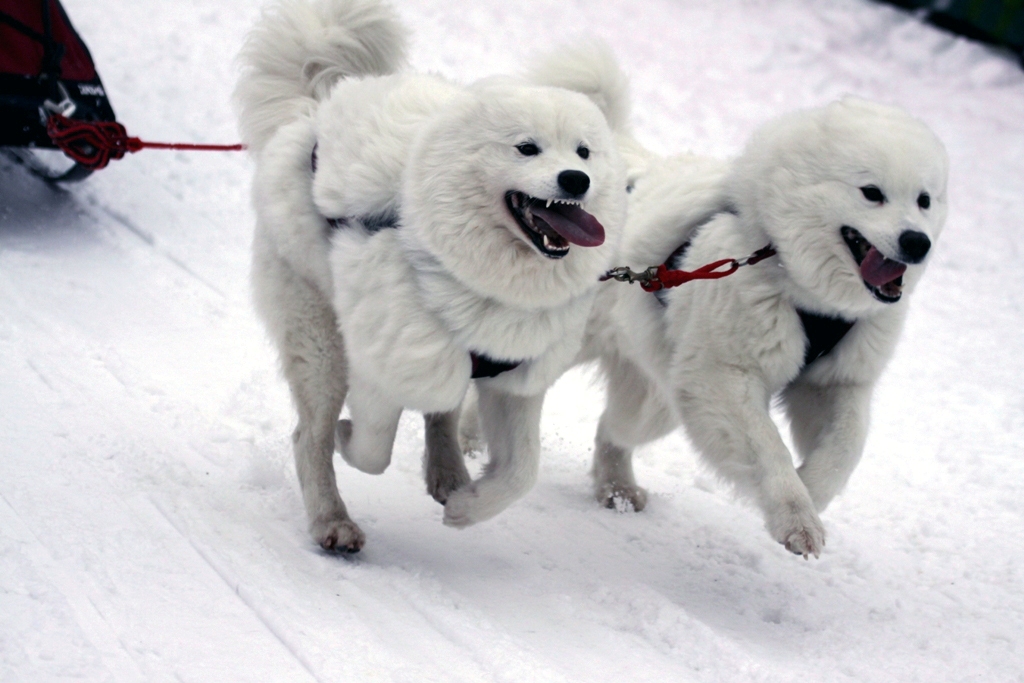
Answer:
[516,142,540,156]
[577,145,590,160]
[860,185,885,203]
[917,192,930,209]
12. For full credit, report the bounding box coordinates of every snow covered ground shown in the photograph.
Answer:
[2,0,1023,680]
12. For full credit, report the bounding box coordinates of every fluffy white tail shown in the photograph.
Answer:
[525,40,631,134]
[234,0,407,154]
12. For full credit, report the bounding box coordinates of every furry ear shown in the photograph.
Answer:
[524,40,632,135]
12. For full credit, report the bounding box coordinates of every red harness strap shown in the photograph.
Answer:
[46,114,245,170]
[601,244,777,292]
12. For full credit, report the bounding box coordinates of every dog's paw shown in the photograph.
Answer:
[596,482,648,513]
[425,461,471,505]
[766,500,826,559]
[310,514,365,553]
[458,430,483,457]
[783,528,824,559]
[442,487,481,529]
[457,409,483,456]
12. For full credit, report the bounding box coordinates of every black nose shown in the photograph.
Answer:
[898,230,931,264]
[557,170,590,197]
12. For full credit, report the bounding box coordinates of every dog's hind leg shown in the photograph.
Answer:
[423,409,471,504]
[592,433,645,512]
[456,384,483,455]
[336,371,402,475]
[783,379,871,512]
[442,384,544,528]
[676,370,825,558]
[591,354,675,512]
[254,250,364,552]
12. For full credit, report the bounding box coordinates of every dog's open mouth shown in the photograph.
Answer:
[841,226,906,304]
[505,191,605,259]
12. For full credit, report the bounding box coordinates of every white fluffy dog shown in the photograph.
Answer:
[581,97,949,557]
[235,0,625,550]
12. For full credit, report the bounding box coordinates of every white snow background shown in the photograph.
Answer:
[2,0,1023,681]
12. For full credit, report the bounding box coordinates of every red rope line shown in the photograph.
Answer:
[642,245,777,292]
[643,258,738,291]
[45,114,245,170]
[601,245,777,292]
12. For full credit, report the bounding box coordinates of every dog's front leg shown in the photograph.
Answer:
[676,372,825,558]
[423,409,471,504]
[783,379,872,512]
[442,384,544,528]
[336,371,403,475]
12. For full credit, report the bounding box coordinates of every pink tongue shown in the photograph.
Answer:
[531,204,605,247]
[860,247,906,287]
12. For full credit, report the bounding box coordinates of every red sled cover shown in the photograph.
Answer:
[0,0,115,147]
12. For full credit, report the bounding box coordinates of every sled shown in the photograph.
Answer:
[0,0,117,182]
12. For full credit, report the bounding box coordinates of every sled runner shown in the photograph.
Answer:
[0,0,117,181]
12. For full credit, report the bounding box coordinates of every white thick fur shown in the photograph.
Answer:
[237,0,626,549]
[236,0,407,154]
[581,98,949,558]
[525,41,653,184]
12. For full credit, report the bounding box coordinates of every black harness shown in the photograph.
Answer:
[470,353,522,379]
[796,310,855,368]
[655,229,856,369]
[312,144,398,231]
